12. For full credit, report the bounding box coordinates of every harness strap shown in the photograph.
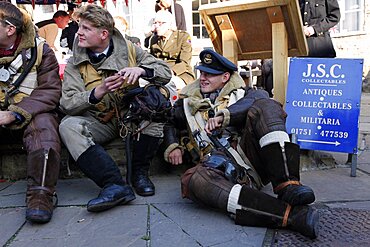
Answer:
[282,204,291,227]
[8,38,38,97]
[183,97,261,188]
[273,180,302,193]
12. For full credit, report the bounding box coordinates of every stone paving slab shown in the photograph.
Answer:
[0,181,26,207]
[132,175,184,205]
[0,181,11,191]
[150,203,266,247]
[6,205,148,247]
[55,179,100,206]
[301,168,370,203]
[358,164,370,174]
[0,208,25,247]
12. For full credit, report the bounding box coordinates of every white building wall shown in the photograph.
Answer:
[332,0,370,86]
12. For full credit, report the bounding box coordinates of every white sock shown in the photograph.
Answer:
[227,184,242,214]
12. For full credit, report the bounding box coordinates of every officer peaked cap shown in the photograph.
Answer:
[195,49,237,75]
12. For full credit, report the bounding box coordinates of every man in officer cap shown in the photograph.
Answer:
[162,49,319,239]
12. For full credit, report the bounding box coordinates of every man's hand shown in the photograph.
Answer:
[94,74,123,100]
[168,148,183,165]
[303,26,315,37]
[0,111,16,125]
[118,67,146,85]
[205,115,224,134]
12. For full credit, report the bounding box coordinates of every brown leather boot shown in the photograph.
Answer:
[26,148,60,223]
[260,142,315,206]
[235,186,319,239]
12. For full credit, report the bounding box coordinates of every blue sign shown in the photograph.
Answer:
[285,58,363,154]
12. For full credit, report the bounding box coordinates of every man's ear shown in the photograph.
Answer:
[6,25,17,37]
[222,72,231,83]
[101,29,110,41]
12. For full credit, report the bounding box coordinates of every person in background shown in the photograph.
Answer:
[163,49,319,239]
[144,0,186,49]
[155,0,186,31]
[59,5,172,212]
[36,10,70,51]
[260,0,340,97]
[300,0,340,58]
[148,10,194,91]
[0,2,62,223]
[113,16,141,47]
[60,3,79,51]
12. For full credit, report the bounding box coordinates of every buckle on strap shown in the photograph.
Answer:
[28,186,58,207]
[273,180,301,193]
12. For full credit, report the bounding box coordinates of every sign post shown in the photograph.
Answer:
[286,58,363,175]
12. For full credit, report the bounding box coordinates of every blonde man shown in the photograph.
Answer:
[59,5,172,212]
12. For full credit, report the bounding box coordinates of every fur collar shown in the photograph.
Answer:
[180,72,245,115]
[0,9,36,65]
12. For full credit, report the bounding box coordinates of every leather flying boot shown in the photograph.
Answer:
[87,184,135,212]
[131,134,161,196]
[77,145,135,211]
[132,168,155,196]
[235,185,319,239]
[26,148,59,223]
[260,142,315,206]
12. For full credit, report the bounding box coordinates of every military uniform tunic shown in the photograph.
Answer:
[149,30,195,84]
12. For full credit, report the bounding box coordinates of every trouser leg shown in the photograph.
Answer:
[59,115,135,212]
[182,165,234,211]
[241,98,315,205]
[181,165,319,239]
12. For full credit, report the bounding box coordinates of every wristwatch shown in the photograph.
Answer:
[10,111,24,124]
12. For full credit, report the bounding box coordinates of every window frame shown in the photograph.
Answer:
[332,0,365,37]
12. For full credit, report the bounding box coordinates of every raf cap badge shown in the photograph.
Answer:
[203,53,212,64]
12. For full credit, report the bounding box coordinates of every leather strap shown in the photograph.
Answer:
[28,186,54,194]
[28,186,58,207]
[282,204,291,227]
[274,180,301,193]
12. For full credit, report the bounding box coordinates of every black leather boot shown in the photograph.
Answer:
[132,168,155,196]
[260,142,315,206]
[26,148,59,223]
[235,186,319,239]
[131,134,161,196]
[77,145,135,212]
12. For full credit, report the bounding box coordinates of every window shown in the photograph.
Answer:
[335,0,364,34]
[192,0,219,39]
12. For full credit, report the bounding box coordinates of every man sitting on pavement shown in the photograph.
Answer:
[0,2,62,223]
[163,49,319,239]
[59,4,172,212]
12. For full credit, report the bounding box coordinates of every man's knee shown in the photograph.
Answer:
[247,98,287,138]
[59,116,84,139]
